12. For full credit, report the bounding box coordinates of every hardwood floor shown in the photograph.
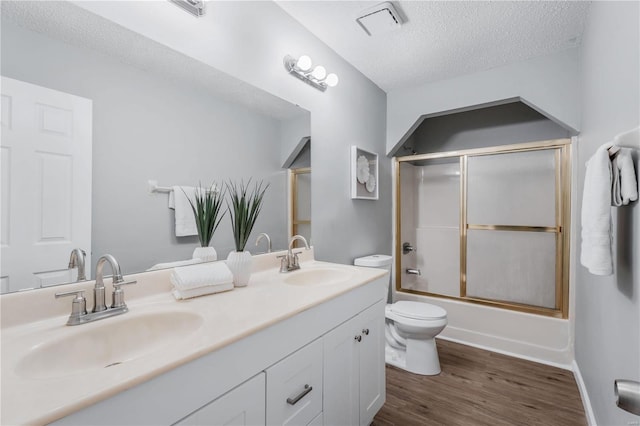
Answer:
[373,339,586,426]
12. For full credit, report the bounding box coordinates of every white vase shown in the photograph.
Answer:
[226,250,252,287]
[192,246,217,262]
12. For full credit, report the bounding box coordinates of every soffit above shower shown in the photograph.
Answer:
[275,1,590,92]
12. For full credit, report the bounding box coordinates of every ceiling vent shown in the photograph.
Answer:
[356,2,404,36]
[169,0,205,17]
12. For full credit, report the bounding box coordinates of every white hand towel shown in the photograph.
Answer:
[611,153,623,206]
[580,143,614,276]
[618,148,638,205]
[147,258,202,271]
[170,262,234,291]
[169,186,197,237]
[172,282,234,300]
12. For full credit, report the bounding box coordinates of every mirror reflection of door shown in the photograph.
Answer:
[1,77,92,293]
[290,168,311,248]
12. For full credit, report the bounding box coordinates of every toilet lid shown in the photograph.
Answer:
[390,301,447,320]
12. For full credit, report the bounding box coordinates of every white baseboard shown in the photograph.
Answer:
[437,334,572,371]
[572,360,597,426]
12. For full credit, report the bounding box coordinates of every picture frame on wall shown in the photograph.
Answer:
[351,145,378,200]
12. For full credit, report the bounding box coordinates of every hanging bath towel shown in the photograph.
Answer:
[169,186,198,237]
[580,144,614,276]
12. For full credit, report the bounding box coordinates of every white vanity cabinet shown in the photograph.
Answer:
[175,373,266,426]
[49,274,387,426]
[323,300,386,426]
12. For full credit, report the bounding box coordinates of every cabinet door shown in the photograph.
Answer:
[358,301,386,426]
[323,313,360,426]
[175,373,265,426]
[266,339,322,426]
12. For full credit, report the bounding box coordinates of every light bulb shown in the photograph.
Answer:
[296,55,312,71]
[325,73,339,87]
[311,65,326,80]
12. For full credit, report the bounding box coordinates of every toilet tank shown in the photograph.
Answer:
[354,254,392,270]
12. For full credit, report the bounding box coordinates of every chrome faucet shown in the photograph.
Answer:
[255,233,272,253]
[55,254,136,326]
[68,248,87,281]
[278,235,310,272]
[94,254,123,312]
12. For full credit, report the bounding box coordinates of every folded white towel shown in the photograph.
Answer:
[611,153,623,206]
[618,148,638,205]
[170,262,234,291]
[169,186,197,237]
[147,258,202,271]
[580,143,614,276]
[172,282,234,300]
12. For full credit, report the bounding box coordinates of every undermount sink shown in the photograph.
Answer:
[16,310,203,379]
[283,266,355,287]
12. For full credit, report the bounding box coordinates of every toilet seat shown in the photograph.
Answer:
[388,301,446,320]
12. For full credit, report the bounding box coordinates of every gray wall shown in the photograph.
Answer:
[1,20,297,273]
[399,102,570,155]
[575,2,640,425]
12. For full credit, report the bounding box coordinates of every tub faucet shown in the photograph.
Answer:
[55,254,136,326]
[68,248,87,281]
[255,233,272,253]
[278,235,310,272]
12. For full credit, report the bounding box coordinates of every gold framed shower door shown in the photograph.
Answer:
[394,138,572,319]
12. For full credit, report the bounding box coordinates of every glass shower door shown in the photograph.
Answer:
[399,158,460,298]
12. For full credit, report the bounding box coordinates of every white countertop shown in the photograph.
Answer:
[1,253,387,425]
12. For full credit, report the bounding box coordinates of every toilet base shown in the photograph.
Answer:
[385,337,441,376]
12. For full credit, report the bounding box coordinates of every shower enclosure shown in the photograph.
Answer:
[395,139,571,318]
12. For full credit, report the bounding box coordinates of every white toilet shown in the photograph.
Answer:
[354,254,448,376]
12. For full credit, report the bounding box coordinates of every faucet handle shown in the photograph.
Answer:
[55,290,87,321]
[111,280,137,309]
[291,251,304,267]
[276,254,289,272]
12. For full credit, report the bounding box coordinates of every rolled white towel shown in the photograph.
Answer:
[172,282,234,300]
[170,262,234,291]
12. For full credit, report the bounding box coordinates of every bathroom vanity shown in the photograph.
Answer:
[0,250,387,425]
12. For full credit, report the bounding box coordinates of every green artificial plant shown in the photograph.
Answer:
[183,183,226,248]
[226,179,269,252]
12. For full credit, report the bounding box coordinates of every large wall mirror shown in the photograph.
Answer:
[0,1,311,294]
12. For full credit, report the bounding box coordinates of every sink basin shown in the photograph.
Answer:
[283,267,355,287]
[16,311,203,379]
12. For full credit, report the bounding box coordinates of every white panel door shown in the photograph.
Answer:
[0,77,92,292]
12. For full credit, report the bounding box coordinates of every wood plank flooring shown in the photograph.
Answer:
[373,339,586,426]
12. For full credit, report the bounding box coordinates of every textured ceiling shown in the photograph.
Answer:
[1,1,306,121]
[276,1,591,92]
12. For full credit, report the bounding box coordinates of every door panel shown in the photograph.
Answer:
[0,77,92,292]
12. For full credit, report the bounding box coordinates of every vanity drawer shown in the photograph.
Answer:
[266,338,323,426]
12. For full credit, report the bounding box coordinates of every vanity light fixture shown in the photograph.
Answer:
[169,0,205,17]
[283,55,339,92]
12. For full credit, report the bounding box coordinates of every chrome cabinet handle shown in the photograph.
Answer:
[286,384,312,405]
[354,335,362,342]
[362,328,370,336]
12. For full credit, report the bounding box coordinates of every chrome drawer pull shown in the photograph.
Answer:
[286,384,312,405]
